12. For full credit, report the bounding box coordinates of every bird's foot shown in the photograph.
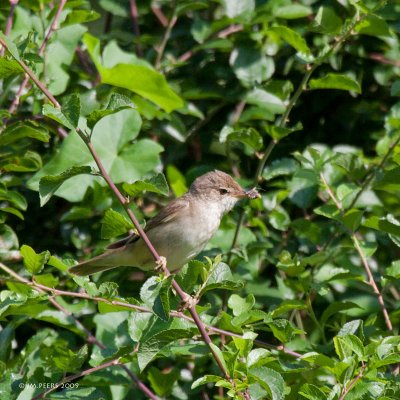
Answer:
[155,256,167,273]
[178,294,199,311]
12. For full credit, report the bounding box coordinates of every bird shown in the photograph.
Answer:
[69,170,259,276]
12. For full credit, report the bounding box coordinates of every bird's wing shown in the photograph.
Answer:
[106,195,190,250]
[145,195,190,231]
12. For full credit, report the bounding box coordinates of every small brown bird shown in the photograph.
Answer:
[69,170,259,276]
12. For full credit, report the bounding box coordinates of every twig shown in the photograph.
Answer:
[0,262,303,360]
[151,5,168,27]
[0,39,233,384]
[320,173,393,332]
[32,358,122,399]
[7,0,66,114]
[0,262,157,400]
[368,53,400,67]
[129,0,143,57]
[217,24,243,38]
[0,0,19,56]
[155,5,177,69]
[338,364,366,400]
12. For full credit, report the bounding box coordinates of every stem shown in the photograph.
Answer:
[0,0,19,56]
[338,364,366,400]
[155,5,177,69]
[129,0,143,57]
[320,173,393,332]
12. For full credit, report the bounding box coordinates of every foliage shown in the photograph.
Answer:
[1,0,400,399]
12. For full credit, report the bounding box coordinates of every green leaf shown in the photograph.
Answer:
[147,366,179,397]
[288,169,319,208]
[228,294,255,317]
[263,158,298,181]
[249,367,285,400]
[0,57,23,78]
[166,165,188,197]
[341,209,363,232]
[386,260,400,279]
[313,7,343,34]
[62,9,100,27]
[140,276,173,321]
[98,282,119,299]
[269,26,310,55]
[0,32,20,60]
[191,375,222,389]
[265,122,303,141]
[309,74,361,94]
[86,93,136,130]
[84,34,184,113]
[268,318,304,343]
[101,209,134,239]
[274,5,312,19]
[42,94,81,130]
[230,46,274,87]
[20,245,50,274]
[374,167,400,192]
[270,300,307,318]
[39,166,92,206]
[221,0,255,19]
[201,262,243,294]
[223,127,263,151]
[0,122,49,146]
[335,334,365,360]
[355,14,391,37]
[320,302,362,327]
[299,384,327,400]
[362,216,400,236]
[122,173,169,197]
[29,109,163,202]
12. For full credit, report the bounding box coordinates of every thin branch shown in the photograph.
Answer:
[0,262,303,360]
[0,262,157,400]
[155,6,177,69]
[151,5,168,27]
[0,0,19,56]
[129,0,143,57]
[320,173,393,332]
[338,364,366,400]
[7,0,66,114]
[32,358,123,400]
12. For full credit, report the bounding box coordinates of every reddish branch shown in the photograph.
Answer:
[0,0,19,56]
[129,0,143,57]
[0,262,303,360]
[338,364,366,400]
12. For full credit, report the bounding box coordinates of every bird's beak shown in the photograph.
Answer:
[245,187,261,199]
[233,187,261,199]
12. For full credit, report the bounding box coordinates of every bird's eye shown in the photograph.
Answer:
[219,188,228,195]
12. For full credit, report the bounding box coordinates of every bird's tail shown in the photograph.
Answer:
[69,250,123,276]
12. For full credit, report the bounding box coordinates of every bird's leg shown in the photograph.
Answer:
[178,292,199,311]
[155,256,167,273]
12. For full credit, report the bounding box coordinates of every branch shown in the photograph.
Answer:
[7,0,66,114]
[0,262,303,360]
[129,0,143,57]
[155,6,177,69]
[338,364,366,400]
[320,173,393,332]
[32,358,123,400]
[0,262,158,400]
[0,39,233,384]
[0,0,19,56]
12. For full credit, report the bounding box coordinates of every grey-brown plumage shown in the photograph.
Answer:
[69,170,259,276]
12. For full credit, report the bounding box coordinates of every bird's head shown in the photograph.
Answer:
[189,170,260,214]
